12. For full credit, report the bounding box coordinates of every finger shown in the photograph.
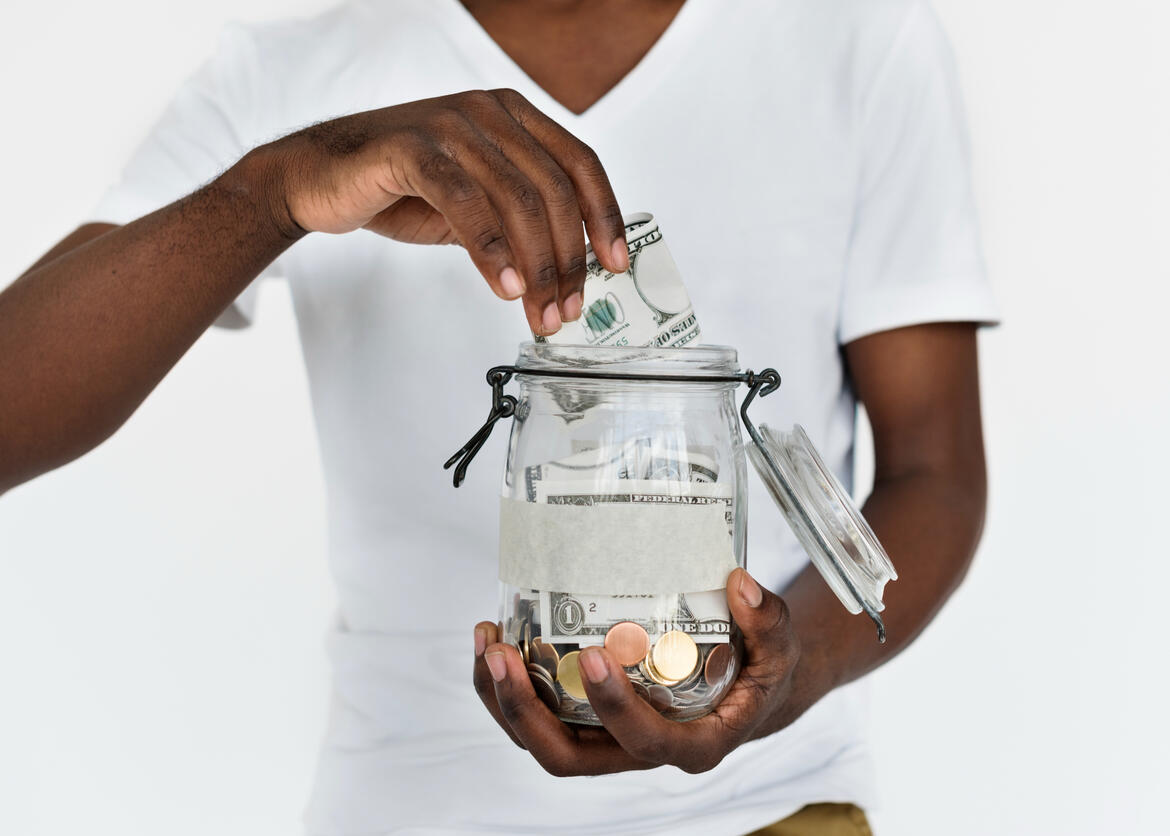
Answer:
[400,140,527,303]
[472,622,526,749]
[443,127,564,335]
[726,567,799,676]
[698,568,798,740]
[485,642,651,776]
[490,88,628,275]
[465,103,588,322]
[364,196,457,244]
[576,647,701,768]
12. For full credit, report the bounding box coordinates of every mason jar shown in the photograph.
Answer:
[446,342,896,725]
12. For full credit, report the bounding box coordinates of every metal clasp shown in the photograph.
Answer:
[443,366,518,488]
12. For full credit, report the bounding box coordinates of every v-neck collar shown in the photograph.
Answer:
[434,0,716,125]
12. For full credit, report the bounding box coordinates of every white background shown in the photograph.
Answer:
[1,1,1166,834]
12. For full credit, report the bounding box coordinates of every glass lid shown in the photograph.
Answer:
[747,424,897,641]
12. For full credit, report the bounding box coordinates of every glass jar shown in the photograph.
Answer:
[447,342,897,725]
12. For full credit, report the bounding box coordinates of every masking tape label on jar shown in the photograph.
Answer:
[498,480,738,594]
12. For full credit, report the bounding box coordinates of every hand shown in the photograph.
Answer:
[472,568,802,776]
[252,88,629,335]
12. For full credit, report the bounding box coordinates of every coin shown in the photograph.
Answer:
[527,663,560,712]
[521,620,532,665]
[703,643,732,686]
[638,657,681,687]
[673,665,704,693]
[532,637,560,668]
[531,655,557,679]
[631,681,651,703]
[650,630,700,682]
[556,651,588,701]
[646,684,674,710]
[604,621,650,667]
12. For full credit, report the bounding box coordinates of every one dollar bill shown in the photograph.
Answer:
[539,589,730,645]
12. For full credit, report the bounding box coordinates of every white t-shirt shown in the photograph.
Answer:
[91,0,997,833]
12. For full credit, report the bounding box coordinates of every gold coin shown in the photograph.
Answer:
[556,651,588,701]
[604,621,650,667]
[650,631,700,682]
[638,658,681,687]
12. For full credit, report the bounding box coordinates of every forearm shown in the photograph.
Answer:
[0,149,298,493]
[766,464,986,733]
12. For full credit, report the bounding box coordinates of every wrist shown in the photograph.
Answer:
[219,144,308,245]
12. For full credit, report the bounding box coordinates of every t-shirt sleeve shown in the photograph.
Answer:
[88,23,277,328]
[838,1,999,344]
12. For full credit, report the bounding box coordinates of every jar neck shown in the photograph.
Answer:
[516,342,740,379]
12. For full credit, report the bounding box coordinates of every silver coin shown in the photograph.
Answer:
[646,684,674,710]
[527,665,559,712]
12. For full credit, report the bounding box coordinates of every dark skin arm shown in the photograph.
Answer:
[0,90,630,495]
[473,322,986,774]
[777,322,987,727]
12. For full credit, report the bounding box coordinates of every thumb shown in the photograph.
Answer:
[726,568,798,672]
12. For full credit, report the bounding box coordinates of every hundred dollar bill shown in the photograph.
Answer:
[532,478,735,537]
[524,438,719,500]
[538,212,701,348]
[538,589,730,645]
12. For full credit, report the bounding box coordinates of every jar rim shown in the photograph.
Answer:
[515,342,740,376]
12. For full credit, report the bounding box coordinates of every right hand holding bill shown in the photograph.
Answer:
[253,88,630,335]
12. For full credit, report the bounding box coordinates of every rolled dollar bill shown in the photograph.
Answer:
[539,212,701,348]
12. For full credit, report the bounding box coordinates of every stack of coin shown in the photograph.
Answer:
[507,591,739,725]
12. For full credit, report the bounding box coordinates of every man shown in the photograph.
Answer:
[0,0,997,832]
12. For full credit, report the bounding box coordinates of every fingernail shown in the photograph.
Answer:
[485,651,507,682]
[562,291,583,322]
[499,267,525,299]
[541,301,561,334]
[610,239,629,273]
[474,627,486,656]
[579,648,609,684]
[739,570,764,608]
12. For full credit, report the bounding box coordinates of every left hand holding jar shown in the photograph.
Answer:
[472,567,802,776]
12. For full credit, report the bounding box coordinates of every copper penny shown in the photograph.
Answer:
[604,621,650,667]
[703,643,732,686]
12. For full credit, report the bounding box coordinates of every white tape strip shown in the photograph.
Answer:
[499,495,737,595]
